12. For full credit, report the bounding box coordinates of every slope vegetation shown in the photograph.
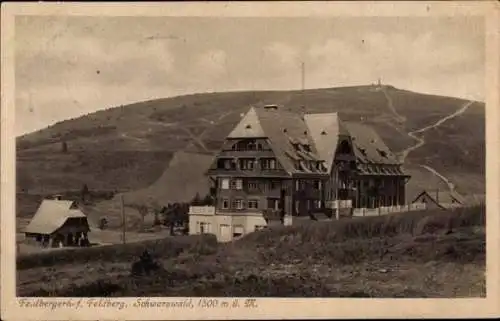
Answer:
[18,206,485,297]
[16,85,485,219]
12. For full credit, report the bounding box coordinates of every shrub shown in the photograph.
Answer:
[17,234,218,270]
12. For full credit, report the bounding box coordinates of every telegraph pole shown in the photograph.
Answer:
[121,194,126,244]
[335,166,340,220]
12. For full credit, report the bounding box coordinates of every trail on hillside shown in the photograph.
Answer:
[400,100,473,162]
[380,86,407,123]
[384,91,473,195]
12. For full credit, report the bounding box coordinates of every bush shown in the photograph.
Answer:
[17,234,218,270]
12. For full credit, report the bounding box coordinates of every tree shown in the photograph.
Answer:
[81,184,90,203]
[61,140,68,153]
[191,193,202,205]
[149,200,162,226]
[136,205,148,232]
[98,217,108,230]
[201,193,214,206]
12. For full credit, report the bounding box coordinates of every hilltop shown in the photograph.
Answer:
[16,85,485,223]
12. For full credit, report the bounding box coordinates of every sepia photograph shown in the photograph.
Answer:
[2,1,499,320]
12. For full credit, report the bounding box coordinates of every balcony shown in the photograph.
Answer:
[189,206,216,216]
[325,200,353,209]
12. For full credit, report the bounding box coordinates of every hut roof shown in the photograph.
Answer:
[24,199,88,235]
[412,189,466,208]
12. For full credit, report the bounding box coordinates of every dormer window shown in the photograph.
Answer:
[245,124,252,129]
[303,144,311,152]
[321,130,327,135]
[378,149,387,158]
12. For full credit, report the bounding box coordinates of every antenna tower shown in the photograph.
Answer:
[301,61,305,91]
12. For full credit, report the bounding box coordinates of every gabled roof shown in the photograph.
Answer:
[304,112,350,173]
[343,122,400,165]
[412,189,465,208]
[222,107,406,175]
[227,107,265,138]
[229,107,327,175]
[24,200,89,235]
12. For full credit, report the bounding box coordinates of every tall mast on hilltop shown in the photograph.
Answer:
[301,61,305,92]
[300,61,306,115]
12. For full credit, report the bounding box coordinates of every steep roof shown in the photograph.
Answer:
[229,106,327,175]
[413,189,465,208]
[304,112,350,173]
[24,200,89,235]
[227,107,266,138]
[224,107,405,175]
[343,122,400,165]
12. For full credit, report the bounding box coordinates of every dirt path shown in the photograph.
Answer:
[381,86,407,123]
[383,90,473,194]
[400,100,473,162]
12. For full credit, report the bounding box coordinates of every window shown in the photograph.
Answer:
[220,178,230,190]
[233,225,244,238]
[313,180,322,190]
[233,139,258,151]
[230,179,243,190]
[339,140,352,154]
[198,222,211,234]
[217,158,235,170]
[248,141,256,150]
[221,199,229,209]
[295,180,300,191]
[270,180,280,190]
[255,225,266,231]
[267,199,279,210]
[232,198,244,210]
[247,180,258,190]
[248,199,259,209]
[239,158,255,170]
[261,158,277,170]
[378,149,388,158]
[303,144,311,152]
[313,200,321,209]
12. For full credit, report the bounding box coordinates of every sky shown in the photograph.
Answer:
[15,15,485,136]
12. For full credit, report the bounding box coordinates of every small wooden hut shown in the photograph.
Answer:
[24,199,91,248]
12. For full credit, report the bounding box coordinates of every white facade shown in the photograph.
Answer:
[188,206,292,242]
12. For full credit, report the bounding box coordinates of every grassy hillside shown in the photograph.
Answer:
[18,206,485,297]
[16,85,485,220]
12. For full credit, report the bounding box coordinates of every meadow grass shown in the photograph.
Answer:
[19,205,485,297]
